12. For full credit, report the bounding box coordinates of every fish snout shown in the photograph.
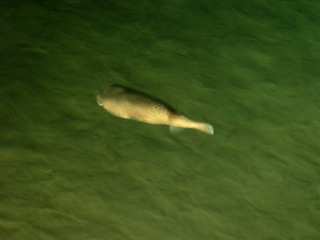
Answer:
[96,93,103,106]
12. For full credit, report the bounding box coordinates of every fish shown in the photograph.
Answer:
[96,84,214,135]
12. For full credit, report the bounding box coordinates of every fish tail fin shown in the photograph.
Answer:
[169,115,214,135]
[198,123,214,135]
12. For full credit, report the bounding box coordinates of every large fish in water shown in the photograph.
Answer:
[96,84,214,135]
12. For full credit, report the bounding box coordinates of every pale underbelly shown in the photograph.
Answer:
[102,100,170,125]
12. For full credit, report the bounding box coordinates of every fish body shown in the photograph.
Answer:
[97,84,214,135]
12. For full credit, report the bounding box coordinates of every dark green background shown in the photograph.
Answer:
[0,0,319,239]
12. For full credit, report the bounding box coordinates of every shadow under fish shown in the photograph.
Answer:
[96,84,214,135]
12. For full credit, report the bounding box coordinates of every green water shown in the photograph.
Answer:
[1,0,319,239]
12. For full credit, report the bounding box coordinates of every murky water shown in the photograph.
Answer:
[1,1,319,239]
